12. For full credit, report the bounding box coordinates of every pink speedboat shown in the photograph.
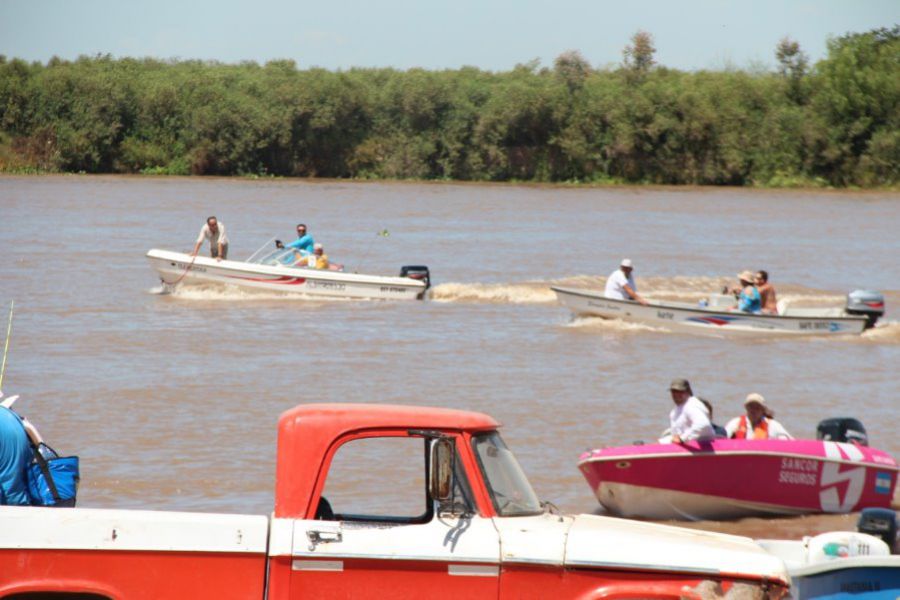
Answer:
[578,436,898,521]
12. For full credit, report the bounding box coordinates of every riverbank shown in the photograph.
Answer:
[2,170,899,193]
[1,27,896,187]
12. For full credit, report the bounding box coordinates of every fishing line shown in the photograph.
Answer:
[0,300,14,392]
[354,229,390,274]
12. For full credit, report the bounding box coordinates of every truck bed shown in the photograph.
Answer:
[0,506,269,600]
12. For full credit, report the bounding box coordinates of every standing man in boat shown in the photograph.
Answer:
[192,216,229,261]
[725,394,792,440]
[604,259,649,305]
[666,379,715,444]
[755,271,778,314]
[276,223,314,256]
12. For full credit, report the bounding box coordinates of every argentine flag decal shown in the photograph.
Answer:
[875,472,892,494]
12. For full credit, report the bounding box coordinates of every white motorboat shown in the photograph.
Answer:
[756,509,900,599]
[146,243,430,301]
[551,286,884,336]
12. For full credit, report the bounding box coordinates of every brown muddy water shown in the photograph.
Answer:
[1,175,898,541]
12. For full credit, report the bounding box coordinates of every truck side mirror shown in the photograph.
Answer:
[429,438,454,502]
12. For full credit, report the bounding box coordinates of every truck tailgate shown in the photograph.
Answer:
[0,506,269,600]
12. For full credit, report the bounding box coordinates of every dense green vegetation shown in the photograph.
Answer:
[0,27,897,186]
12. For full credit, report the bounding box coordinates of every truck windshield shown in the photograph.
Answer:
[472,432,543,517]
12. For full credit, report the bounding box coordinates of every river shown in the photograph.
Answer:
[1,175,898,539]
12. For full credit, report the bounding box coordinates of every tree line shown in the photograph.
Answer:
[0,27,896,187]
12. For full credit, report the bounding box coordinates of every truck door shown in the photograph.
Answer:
[288,434,500,599]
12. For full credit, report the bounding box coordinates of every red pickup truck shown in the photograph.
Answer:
[0,404,789,599]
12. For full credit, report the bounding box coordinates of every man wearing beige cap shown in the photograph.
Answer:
[604,259,649,305]
[725,393,792,440]
[665,378,715,444]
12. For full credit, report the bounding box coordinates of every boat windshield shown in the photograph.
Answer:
[245,239,310,268]
[471,431,543,517]
[255,248,306,267]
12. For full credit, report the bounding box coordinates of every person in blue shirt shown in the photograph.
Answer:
[735,271,761,312]
[276,223,315,255]
[0,406,33,506]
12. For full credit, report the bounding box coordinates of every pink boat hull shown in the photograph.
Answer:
[578,439,898,520]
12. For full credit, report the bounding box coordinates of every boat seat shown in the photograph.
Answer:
[776,299,790,315]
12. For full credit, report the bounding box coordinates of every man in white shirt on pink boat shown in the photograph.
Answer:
[664,378,715,444]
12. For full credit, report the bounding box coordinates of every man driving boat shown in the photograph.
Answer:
[605,259,649,305]
[276,223,315,256]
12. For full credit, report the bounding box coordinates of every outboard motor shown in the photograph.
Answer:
[816,417,868,446]
[846,290,885,329]
[400,265,431,297]
[857,508,898,552]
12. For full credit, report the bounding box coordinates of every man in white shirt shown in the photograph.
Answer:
[666,378,715,444]
[724,394,792,440]
[193,216,229,261]
[604,259,648,305]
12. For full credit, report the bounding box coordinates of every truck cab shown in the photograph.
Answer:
[266,404,789,599]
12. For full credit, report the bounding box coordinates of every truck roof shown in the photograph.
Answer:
[275,403,499,518]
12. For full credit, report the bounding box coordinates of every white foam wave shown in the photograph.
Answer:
[859,320,900,344]
[147,285,169,296]
[430,282,558,304]
[154,284,356,303]
[431,274,859,308]
[564,316,670,334]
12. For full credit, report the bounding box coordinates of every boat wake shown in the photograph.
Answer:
[431,275,851,306]
[859,320,900,344]
[147,284,357,302]
[430,282,559,304]
[564,316,670,334]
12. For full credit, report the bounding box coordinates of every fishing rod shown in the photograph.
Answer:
[0,300,13,393]
[354,229,390,274]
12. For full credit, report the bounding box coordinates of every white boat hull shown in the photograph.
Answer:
[757,534,900,599]
[147,250,427,301]
[596,481,809,521]
[552,286,867,336]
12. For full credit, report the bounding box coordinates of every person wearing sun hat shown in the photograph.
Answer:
[733,270,761,313]
[725,393,793,440]
[604,258,649,305]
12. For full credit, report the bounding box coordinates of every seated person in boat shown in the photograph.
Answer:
[663,378,716,444]
[730,271,761,313]
[276,223,315,256]
[0,404,33,506]
[724,394,792,440]
[604,258,649,305]
[301,243,329,270]
[698,397,728,438]
[755,270,778,314]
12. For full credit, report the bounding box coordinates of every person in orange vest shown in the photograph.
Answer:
[725,393,792,440]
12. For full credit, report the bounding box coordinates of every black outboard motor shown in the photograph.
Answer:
[816,417,868,446]
[400,266,431,297]
[857,508,898,552]
[846,290,885,329]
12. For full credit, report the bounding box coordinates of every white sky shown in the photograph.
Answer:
[1,0,897,71]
